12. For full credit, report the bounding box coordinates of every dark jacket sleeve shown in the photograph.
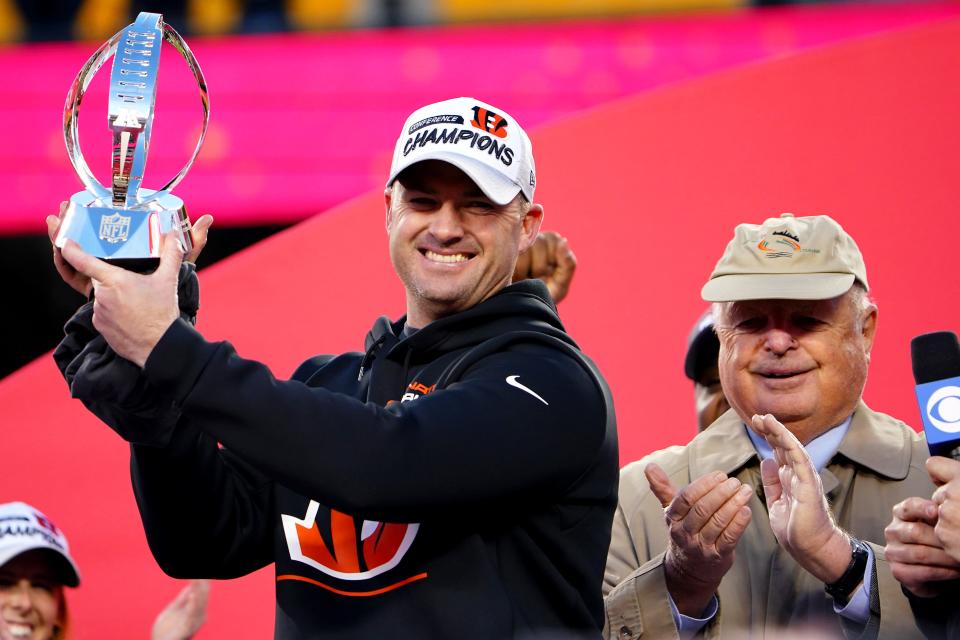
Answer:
[52,263,274,578]
[129,420,274,579]
[905,588,960,640]
[141,319,611,523]
[52,262,201,447]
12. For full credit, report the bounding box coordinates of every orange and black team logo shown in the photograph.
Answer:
[470,106,509,139]
[34,512,60,536]
[400,381,436,403]
[280,501,424,594]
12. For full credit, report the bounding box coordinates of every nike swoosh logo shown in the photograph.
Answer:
[505,375,548,406]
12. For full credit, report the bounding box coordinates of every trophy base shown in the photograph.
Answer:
[55,190,193,273]
[101,257,164,273]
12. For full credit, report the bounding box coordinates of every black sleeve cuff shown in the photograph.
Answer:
[143,317,221,407]
[904,583,960,640]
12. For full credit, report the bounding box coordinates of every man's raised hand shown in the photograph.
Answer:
[645,462,752,617]
[61,233,183,368]
[512,231,576,303]
[751,414,855,586]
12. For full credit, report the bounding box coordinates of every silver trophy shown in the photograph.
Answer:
[56,12,209,272]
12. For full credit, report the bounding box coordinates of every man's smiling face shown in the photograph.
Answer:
[385,161,542,328]
[714,290,877,443]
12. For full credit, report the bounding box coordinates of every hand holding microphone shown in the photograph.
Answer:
[884,494,960,597]
[912,330,960,560]
[928,456,960,562]
[884,331,960,596]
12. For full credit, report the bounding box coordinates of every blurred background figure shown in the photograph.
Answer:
[0,502,209,640]
[684,309,729,431]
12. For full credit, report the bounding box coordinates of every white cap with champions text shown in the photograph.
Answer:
[386,97,536,206]
[0,501,80,587]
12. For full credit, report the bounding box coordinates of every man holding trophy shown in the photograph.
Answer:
[51,42,618,638]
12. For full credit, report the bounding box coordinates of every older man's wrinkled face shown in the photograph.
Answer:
[715,290,877,443]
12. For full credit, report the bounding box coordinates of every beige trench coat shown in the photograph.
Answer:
[604,402,938,639]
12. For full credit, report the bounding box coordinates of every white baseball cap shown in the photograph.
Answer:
[0,502,80,587]
[386,97,536,205]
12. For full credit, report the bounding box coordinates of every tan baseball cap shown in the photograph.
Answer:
[701,213,869,302]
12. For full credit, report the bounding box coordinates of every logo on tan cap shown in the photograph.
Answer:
[757,229,801,258]
[701,213,868,302]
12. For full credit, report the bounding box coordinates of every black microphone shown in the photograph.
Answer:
[911,331,960,459]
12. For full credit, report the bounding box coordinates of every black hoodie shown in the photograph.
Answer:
[55,276,618,639]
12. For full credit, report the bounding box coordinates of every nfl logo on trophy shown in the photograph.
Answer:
[99,213,131,244]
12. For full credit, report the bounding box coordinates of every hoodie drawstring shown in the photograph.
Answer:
[358,334,388,381]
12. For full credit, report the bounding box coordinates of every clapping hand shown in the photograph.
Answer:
[751,414,855,585]
[151,580,210,640]
[645,462,753,616]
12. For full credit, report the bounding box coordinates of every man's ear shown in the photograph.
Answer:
[518,203,544,253]
[384,187,394,234]
[861,303,878,359]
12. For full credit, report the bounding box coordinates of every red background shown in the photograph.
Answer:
[2,14,959,638]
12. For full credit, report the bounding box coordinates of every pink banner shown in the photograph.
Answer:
[2,3,958,234]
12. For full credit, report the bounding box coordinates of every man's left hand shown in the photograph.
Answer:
[884,496,960,598]
[750,414,856,585]
[61,233,183,368]
[929,456,960,562]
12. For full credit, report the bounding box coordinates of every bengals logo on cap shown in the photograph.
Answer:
[282,501,419,583]
[34,512,61,536]
[470,106,509,139]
